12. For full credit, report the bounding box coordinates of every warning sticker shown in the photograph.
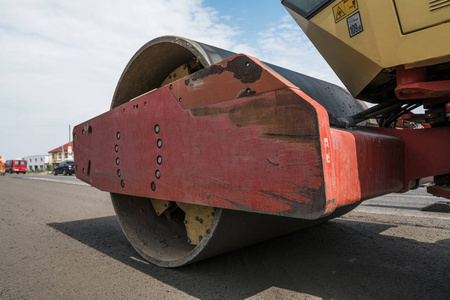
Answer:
[333,0,358,23]
[347,11,363,37]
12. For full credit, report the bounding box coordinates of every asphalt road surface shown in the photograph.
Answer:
[1,174,449,300]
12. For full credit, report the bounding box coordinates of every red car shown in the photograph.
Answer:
[5,159,27,174]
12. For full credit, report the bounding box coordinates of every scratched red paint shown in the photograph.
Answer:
[74,54,450,219]
[74,87,326,219]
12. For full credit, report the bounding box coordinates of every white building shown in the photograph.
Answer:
[25,155,49,171]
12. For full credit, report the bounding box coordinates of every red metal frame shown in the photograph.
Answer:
[395,65,450,100]
[428,186,450,199]
[74,55,450,219]
[362,126,450,191]
[428,174,450,199]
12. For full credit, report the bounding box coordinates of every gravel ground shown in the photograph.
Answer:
[1,175,449,300]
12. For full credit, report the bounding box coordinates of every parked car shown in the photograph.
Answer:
[53,160,75,176]
[5,159,27,174]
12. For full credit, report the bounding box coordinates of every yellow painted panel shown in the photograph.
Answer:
[285,0,450,99]
[395,0,450,34]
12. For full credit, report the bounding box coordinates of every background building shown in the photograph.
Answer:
[48,142,74,166]
[24,155,49,171]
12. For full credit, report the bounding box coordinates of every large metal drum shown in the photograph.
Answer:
[110,36,364,267]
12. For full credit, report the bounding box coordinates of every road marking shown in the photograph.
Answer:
[352,206,450,220]
[383,194,441,200]
[23,176,89,186]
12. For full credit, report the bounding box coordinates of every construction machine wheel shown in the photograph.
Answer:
[110,36,365,267]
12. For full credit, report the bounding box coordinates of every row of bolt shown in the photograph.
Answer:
[115,124,163,190]
[115,132,124,188]
[153,124,162,191]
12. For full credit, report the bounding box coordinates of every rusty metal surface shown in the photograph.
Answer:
[75,85,328,219]
[74,53,411,219]
[75,37,450,220]
[111,36,235,109]
[363,126,450,192]
[112,36,365,118]
[170,55,294,109]
[267,63,365,118]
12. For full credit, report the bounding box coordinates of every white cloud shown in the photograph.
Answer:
[0,0,342,160]
[0,0,244,159]
[255,15,342,85]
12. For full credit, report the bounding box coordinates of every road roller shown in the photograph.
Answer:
[74,0,450,267]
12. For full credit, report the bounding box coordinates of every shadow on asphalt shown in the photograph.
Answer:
[48,216,449,300]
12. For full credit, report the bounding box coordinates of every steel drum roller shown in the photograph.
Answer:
[110,36,364,267]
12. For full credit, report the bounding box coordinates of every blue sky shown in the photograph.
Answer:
[204,0,289,42]
[0,0,339,160]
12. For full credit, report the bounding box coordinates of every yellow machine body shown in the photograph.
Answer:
[283,0,450,101]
